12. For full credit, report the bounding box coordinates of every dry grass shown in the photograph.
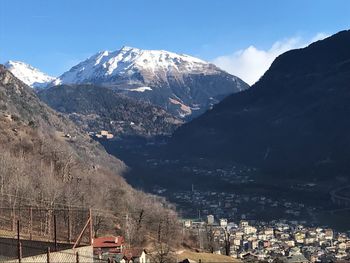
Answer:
[177,250,241,263]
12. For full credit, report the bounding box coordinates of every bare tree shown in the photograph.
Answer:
[223,227,231,256]
[203,224,216,253]
[149,213,179,263]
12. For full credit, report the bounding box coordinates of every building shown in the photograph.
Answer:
[94,130,114,140]
[239,220,249,228]
[106,133,114,139]
[93,236,124,259]
[243,226,257,235]
[325,229,334,240]
[220,218,228,227]
[121,249,148,263]
[284,254,309,263]
[264,228,274,237]
[100,130,109,136]
[184,220,192,228]
[207,215,214,225]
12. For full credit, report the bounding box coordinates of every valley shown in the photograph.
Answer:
[98,137,350,232]
[2,5,350,259]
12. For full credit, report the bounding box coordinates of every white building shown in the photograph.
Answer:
[240,220,249,228]
[207,215,214,225]
[220,218,228,227]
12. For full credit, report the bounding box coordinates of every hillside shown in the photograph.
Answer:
[52,46,249,119]
[170,30,350,182]
[38,84,183,137]
[0,64,179,244]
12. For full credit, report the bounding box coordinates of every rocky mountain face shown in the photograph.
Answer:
[0,65,178,240]
[38,84,183,137]
[4,60,55,88]
[170,30,350,181]
[52,47,249,119]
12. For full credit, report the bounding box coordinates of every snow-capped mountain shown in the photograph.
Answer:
[4,60,55,89]
[53,46,217,85]
[53,46,249,118]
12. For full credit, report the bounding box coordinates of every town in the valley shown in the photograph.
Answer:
[92,215,350,262]
[182,216,350,262]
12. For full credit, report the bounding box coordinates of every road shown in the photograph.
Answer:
[329,185,350,210]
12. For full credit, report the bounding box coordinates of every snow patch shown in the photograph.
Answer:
[129,86,152,92]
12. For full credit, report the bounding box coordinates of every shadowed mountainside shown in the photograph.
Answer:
[170,30,350,182]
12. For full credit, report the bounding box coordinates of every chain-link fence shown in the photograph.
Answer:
[0,207,91,243]
[0,206,96,262]
[2,243,97,263]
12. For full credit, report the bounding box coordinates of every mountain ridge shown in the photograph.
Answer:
[4,60,55,88]
[170,29,350,181]
[4,47,249,119]
[53,46,215,86]
[52,46,249,118]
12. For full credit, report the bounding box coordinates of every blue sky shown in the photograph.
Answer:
[0,0,349,82]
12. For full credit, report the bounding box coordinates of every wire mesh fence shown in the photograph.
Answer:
[0,207,91,244]
[0,206,96,262]
[0,202,163,263]
[1,243,98,263]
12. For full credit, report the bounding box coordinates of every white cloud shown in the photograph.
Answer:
[212,33,329,85]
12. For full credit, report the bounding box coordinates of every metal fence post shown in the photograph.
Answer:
[17,220,20,241]
[47,247,50,263]
[12,208,15,231]
[54,214,58,251]
[18,242,22,263]
[68,208,71,243]
[29,207,33,240]
[76,251,79,263]
[89,208,93,245]
[17,219,21,262]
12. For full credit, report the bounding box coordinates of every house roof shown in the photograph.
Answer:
[93,236,124,248]
[285,254,309,263]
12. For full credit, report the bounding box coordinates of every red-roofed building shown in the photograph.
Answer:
[93,236,124,259]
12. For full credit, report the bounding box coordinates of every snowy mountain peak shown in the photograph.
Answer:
[52,46,249,119]
[4,60,55,88]
[54,46,216,86]
[120,45,137,52]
